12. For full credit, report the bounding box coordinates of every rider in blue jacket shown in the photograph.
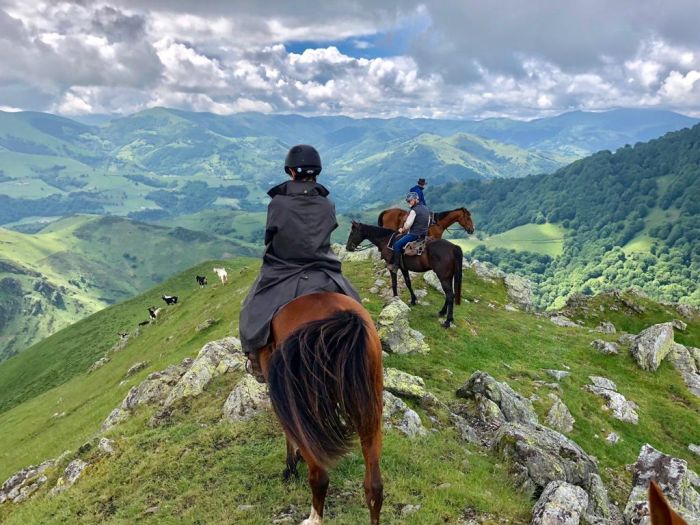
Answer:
[409,178,427,206]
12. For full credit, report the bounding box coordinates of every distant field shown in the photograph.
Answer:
[622,207,678,255]
[452,222,568,257]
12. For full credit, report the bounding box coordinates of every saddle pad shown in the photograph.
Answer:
[403,238,426,256]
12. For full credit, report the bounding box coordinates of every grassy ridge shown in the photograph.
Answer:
[453,223,568,257]
[0,258,698,523]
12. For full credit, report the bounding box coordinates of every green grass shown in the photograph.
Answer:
[0,258,698,523]
[453,223,568,257]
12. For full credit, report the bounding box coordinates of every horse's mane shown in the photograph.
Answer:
[434,207,470,221]
[358,222,396,237]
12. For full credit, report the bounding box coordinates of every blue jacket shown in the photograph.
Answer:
[409,185,426,206]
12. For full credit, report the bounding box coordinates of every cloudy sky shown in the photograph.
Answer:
[1,0,699,119]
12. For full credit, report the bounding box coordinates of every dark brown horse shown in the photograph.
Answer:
[258,292,384,525]
[346,221,462,327]
[378,207,475,238]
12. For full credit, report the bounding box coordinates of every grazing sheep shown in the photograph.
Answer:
[147,306,162,320]
[213,267,228,284]
[196,275,207,287]
[162,295,178,305]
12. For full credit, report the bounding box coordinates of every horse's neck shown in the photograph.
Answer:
[363,227,393,250]
[436,210,460,228]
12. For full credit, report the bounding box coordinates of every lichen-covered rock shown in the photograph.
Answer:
[377,299,430,355]
[531,481,589,525]
[545,394,575,433]
[493,422,610,520]
[586,377,639,424]
[672,319,688,331]
[457,371,538,426]
[384,368,427,400]
[545,370,570,381]
[163,337,244,407]
[550,315,579,328]
[504,273,534,312]
[618,332,637,346]
[630,322,675,372]
[50,459,88,495]
[668,343,700,398]
[332,243,381,262]
[422,270,443,294]
[591,340,620,355]
[470,259,505,282]
[195,318,218,332]
[689,444,700,457]
[606,432,621,445]
[98,438,115,455]
[450,413,480,444]
[101,407,130,432]
[0,459,54,504]
[89,356,110,373]
[596,321,617,334]
[125,361,148,377]
[383,391,427,438]
[222,375,270,422]
[623,444,700,525]
[676,303,699,320]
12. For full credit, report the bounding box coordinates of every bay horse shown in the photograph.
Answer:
[378,207,475,239]
[258,292,384,525]
[648,480,688,524]
[346,221,462,327]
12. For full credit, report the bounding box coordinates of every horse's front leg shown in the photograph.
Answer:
[301,461,329,525]
[400,267,416,305]
[283,437,302,482]
[361,431,384,524]
[390,269,398,297]
[442,281,455,328]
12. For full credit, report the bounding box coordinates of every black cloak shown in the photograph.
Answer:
[239,180,360,353]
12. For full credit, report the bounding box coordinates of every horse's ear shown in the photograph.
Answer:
[648,481,684,525]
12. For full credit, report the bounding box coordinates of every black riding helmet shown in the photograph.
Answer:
[285,144,322,177]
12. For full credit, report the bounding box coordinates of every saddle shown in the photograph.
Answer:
[403,237,432,256]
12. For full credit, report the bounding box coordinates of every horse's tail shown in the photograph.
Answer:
[453,244,463,305]
[377,210,387,227]
[267,310,381,468]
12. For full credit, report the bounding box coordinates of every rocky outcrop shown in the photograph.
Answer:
[383,368,439,409]
[89,356,110,373]
[630,322,675,372]
[504,273,534,312]
[422,270,443,294]
[163,337,244,407]
[596,321,617,334]
[50,459,88,496]
[545,394,574,433]
[222,375,270,422]
[591,340,620,355]
[98,438,116,455]
[493,422,611,520]
[331,243,381,262]
[676,304,699,320]
[545,370,570,381]
[668,343,700,398]
[470,260,505,282]
[531,481,589,525]
[125,361,149,377]
[456,371,538,426]
[383,391,427,438]
[0,459,55,504]
[377,299,429,355]
[623,444,700,524]
[550,315,579,328]
[586,376,639,424]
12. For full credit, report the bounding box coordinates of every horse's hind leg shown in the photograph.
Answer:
[390,270,398,297]
[400,267,416,305]
[283,437,302,482]
[301,461,329,525]
[441,281,455,328]
[361,431,383,525]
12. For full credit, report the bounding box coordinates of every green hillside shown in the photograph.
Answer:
[431,123,700,308]
[454,223,568,257]
[0,108,695,224]
[0,215,255,360]
[0,257,698,523]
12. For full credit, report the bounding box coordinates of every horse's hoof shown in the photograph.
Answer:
[282,468,299,483]
[410,300,417,306]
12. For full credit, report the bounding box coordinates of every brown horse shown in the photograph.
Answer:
[346,221,462,327]
[258,292,384,525]
[648,481,688,524]
[378,207,475,238]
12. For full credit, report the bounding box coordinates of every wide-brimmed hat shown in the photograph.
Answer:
[417,178,426,185]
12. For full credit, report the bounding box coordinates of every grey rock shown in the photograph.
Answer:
[690,444,700,457]
[383,391,427,438]
[376,299,430,355]
[450,413,480,444]
[98,438,116,455]
[125,361,148,377]
[545,394,575,433]
[668,343,700,398]
[470,259,505,282]
[493,422,610,520]
[422,270,443,294]
[0,459,55,504]
[676,303,699,320]
[414,288,428,299]
[630,322,675,372]
[401,504,421,517]
[195,318,218,332]
[384,368,427,400]
[591,340,620,355]
[623,443,700,525]
[504,273,534,312]
[618,332,637,346]
[163,337,245,407]
[550,315,579,328]
[457,371,538,426]
[586,377,639,424]
[101,407,130,431]
[672,319,688,331]
[505,304,519,312]
[606,432,621,445]
[51,459,88,495]
[545,369,570,381]
[222,375,270,422]
[531,481,589,525]
[596,321,617,334]
[89,356,110,373]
